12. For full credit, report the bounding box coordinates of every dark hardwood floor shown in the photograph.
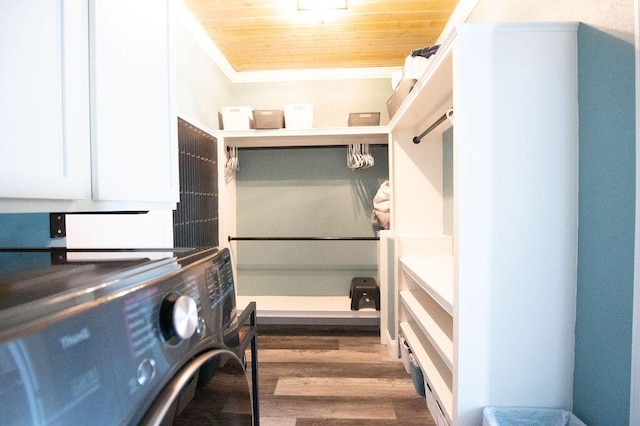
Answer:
[249,325,435,425]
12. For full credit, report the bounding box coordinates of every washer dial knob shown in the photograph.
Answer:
[160,293,198,341]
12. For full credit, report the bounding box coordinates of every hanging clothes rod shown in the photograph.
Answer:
[226,144,387,151]
[228,236,379,242]
[413,108,454,144]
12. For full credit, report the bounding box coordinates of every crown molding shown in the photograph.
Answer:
[176,0,237,81]
[230,66,399,83]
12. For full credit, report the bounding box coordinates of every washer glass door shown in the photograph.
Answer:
[143,348,253,425]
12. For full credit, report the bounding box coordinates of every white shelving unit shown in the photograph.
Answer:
[221,126,387,322]
[400,321,453,422]
[399,290,453,369]
[385,22,580,426]
[400,257,453,315]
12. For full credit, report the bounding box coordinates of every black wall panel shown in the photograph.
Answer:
[173,118,218,247]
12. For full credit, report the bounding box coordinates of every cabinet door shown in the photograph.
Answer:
[90,0,178,203]
[0,0,90,200]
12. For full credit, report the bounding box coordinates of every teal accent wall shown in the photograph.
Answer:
[443,127,454,236]
[573,25,635,425]
[0,213,65,275]
[235,146,388,296]
[0,213,64,248]
[386,235,396,339]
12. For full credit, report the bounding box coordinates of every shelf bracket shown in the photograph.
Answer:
[50,213,66,239]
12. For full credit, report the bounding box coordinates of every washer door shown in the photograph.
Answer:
[142,348,253,426]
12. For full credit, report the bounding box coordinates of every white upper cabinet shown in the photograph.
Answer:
[0,0,178,212]
[90,0,178,203]
[0,0,90,200]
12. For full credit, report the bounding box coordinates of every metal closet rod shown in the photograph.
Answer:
[413,108,454,144]
[228,236,379,241]
[226,144,387,151]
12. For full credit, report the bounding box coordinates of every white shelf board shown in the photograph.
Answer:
[388,30,454,133]
[400,257,454,315]
[400,289,453,371]
[236,295,380,319]
[221,126,389,148]
[400,321,453,424]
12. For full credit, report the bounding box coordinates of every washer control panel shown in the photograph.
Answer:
[159,293,199,341]
[204,249,236,332]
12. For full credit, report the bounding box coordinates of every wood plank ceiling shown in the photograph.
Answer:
[182,0,458,72]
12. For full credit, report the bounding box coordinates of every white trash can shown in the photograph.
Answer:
[483,407,587,426]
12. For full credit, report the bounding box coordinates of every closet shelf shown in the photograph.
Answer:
[236,295,380,319]
[400,321,453,424]
[221,126,389,148]
[400,257,454,315]
[388,29,455,134]
[400,290,453,370]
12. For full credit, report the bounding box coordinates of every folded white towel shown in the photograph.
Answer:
[373,180,391,213]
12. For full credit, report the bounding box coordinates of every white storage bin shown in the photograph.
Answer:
[284,104,313,129]
[220,106,253,130]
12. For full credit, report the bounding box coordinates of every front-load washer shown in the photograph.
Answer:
[0,247,258,425]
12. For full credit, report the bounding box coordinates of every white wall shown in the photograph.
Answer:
[175,2,234,129]
[469,0,634,41]
[232,79,393,127]
[65,211,174,248]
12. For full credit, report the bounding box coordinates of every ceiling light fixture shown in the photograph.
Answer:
[297,0,347,11]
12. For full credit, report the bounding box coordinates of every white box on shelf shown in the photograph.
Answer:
[284,104,314,129]
[220,106,253,130]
